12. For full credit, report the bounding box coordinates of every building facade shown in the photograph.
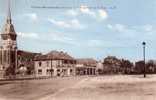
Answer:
[0,0,17,78]
[34,51,76,77]
[75,58,97,76]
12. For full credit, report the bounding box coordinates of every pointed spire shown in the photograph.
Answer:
[2,0,16,35]
[7,0,12,24]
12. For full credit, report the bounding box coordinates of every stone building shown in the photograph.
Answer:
[34,51,76,77]
[0,0,17,78]
[75,58,97,75]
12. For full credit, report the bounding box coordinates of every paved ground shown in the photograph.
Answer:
[0,75,156,100]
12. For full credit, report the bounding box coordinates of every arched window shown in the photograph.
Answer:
[39,61,42,67]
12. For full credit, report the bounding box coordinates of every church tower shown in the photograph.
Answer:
[0,0,17,78]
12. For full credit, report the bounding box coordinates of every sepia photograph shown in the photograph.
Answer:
[0,0,156,100]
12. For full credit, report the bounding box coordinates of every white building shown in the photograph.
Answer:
[34,51,76,77]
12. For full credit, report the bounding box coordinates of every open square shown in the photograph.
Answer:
[0,75,156,100]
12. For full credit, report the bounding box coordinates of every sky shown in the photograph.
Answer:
[0,0,156,61]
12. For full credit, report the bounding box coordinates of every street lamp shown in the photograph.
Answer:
[142,42,146,78]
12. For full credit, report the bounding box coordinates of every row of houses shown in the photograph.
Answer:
[16,51,156,78]
[17,50,98,78]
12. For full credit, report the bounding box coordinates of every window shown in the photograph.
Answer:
[38,69,42,74]
[63,60,68,64]
[46,69,54,75]
[46,69,50,75]
[47,69,49,72]
[57,69,60,72]
[47,61,49,67]
[50,69,54,72]
[39,62,42,67]
[70,69,73,73]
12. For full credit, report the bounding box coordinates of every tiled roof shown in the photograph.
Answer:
[34,50,74,61]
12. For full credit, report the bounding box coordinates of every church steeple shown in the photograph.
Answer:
[1,0,17,48]
[7,0,12,24]
[1,0,17,42]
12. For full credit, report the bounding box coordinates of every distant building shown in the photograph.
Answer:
[75,58,97,75]
[34,51,76,77]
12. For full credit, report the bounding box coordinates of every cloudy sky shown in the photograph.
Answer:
[0,0,156,61]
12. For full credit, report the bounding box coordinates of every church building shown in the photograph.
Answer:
[0,0,17,78]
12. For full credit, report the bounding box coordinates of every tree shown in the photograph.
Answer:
[4,65,16,79]
[103,56,121,74]
[120,59,133,74]
[135,61,144,74]
[146,60,155,74]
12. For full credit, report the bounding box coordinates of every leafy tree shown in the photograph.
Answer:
[146,60,155,74]
[103,56,121,74]
[120,59,133,74]
[135,61,144,74]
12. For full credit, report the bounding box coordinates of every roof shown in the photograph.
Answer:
[34,50,74,61]
[76,58,97,66]
[17,50,40,65]
[17,50,40,68]
[18,50,40,58]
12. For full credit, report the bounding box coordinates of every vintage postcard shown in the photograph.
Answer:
[0,0,155,100]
